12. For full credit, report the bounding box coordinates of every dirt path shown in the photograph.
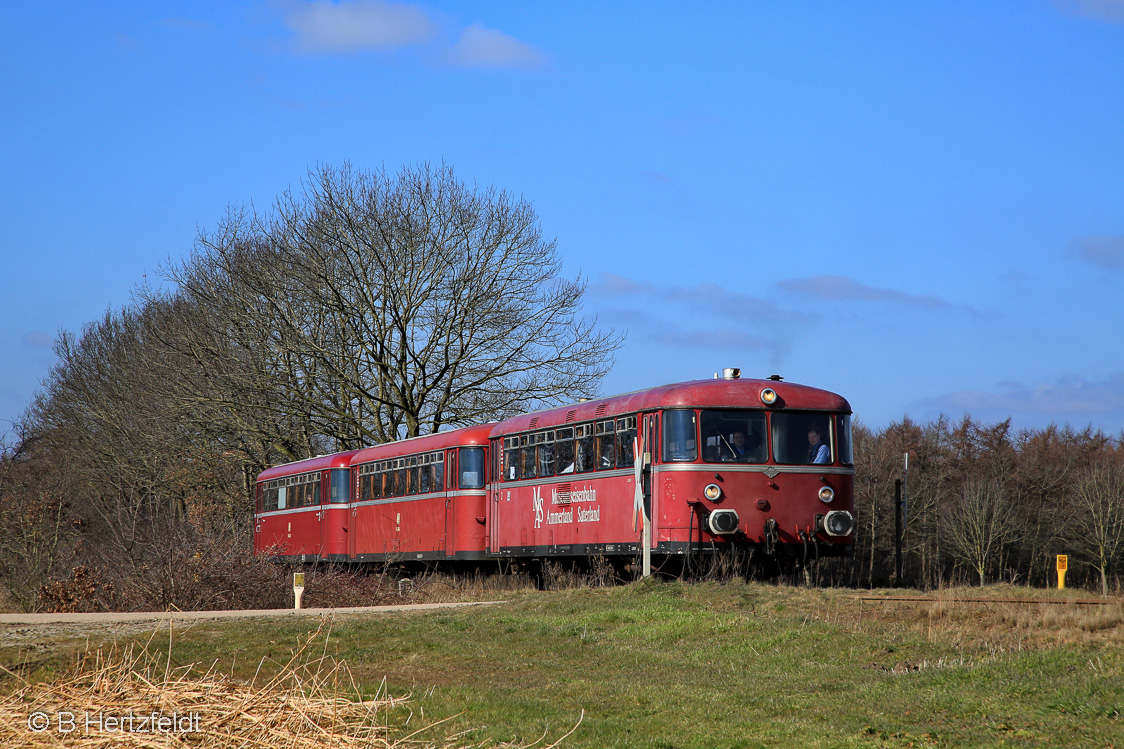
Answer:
[0,600,505,625]
[0,601,506,648]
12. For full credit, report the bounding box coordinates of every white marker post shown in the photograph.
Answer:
[293,572,305,610]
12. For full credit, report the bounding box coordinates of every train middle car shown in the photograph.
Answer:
[347,425,494,562]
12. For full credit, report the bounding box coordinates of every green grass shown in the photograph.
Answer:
[4,582,1122,747]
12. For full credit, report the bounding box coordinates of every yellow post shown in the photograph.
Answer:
[1056,555,1067,590]
[293,572,306,610]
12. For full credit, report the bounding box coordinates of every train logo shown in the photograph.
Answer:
[532,487,544,529]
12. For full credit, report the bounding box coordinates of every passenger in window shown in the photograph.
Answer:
[598,436,616,469]
[807,425,830,464]
[576,433,595,472]
[728,430,760,462]
[557,439,575,474]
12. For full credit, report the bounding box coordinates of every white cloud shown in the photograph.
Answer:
[21,332,53,349]
[593,272,793,325]
[1054,0,1124,24]
[649,326,770,351]
[777,274,954,310]
[1068,235,1124,269]
[917,373,1124,424]
[447,23,547,69]
[589,273,794,362]
[284,0,437,53]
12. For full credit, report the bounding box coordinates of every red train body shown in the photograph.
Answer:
[253,373,856,568]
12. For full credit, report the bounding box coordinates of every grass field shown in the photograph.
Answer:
[3,581,1122,747]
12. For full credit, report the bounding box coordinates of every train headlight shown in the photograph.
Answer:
[703,483,722,501]
[760,388,778,406]
[818,486,835,504]
[706,509,740,535]
[822,510,855,537]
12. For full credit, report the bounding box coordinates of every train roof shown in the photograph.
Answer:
[490,376,851,435]
[256,449,362,482]
[350,422,496,465]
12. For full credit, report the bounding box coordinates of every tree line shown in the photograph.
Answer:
[0,162,619,612]
[850,416,1124,594]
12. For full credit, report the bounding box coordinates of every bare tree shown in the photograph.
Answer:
[1071,462,1124,595]
[942,480,1022,585]
[160,162,621,450]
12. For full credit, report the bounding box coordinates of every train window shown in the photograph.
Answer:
[419,463,431,493]
[555,428,575,474]
[384,466,398,497]
[616,416,637,469]
[277,485,288,510]
[407,456,419,496]
[521,435,538,479]
[837,415,854,466]
[459,447,485,488]
[504,437,519,481]
[663,410,698,462]
[772,412,833,465]
[575,423,595,473]
[595,420,616,469]
[700,411,767,464]
[328,467,346,501]
[396,461,407,497]
[433,459,445,491]
[538,435,556,477]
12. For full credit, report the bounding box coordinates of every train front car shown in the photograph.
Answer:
[254,450,360,563]
[486,371,854,571]
[657,374,856,567]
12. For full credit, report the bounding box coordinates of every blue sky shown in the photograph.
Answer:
[3,1,1124,436]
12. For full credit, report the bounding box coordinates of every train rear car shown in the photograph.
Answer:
[254,450,360,562]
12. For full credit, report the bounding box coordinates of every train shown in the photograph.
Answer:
[254,369,856,576]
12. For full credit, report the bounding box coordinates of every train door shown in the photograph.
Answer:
[487,438,502,553]
[642,412,659,549]
[348,467,359,559]
[253,485,263,554]
[444,449,457,558]
[319,471,329,556]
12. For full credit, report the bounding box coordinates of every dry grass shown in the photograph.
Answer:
[0,622,580,748]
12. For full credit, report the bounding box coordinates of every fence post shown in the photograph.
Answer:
[895,479,903,587]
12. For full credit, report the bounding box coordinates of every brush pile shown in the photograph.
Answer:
[0,625,505,748]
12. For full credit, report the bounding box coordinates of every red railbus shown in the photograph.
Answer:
[486,370,854,567]
[253,371,855,571]
[254,450,360,563]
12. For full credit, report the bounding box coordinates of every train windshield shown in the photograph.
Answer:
[662,410,697,462]
[459,447,485,489]
[837,414,854,466]
[700,410,767,463]
[771,412,835,465]
[329,469,350,503]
